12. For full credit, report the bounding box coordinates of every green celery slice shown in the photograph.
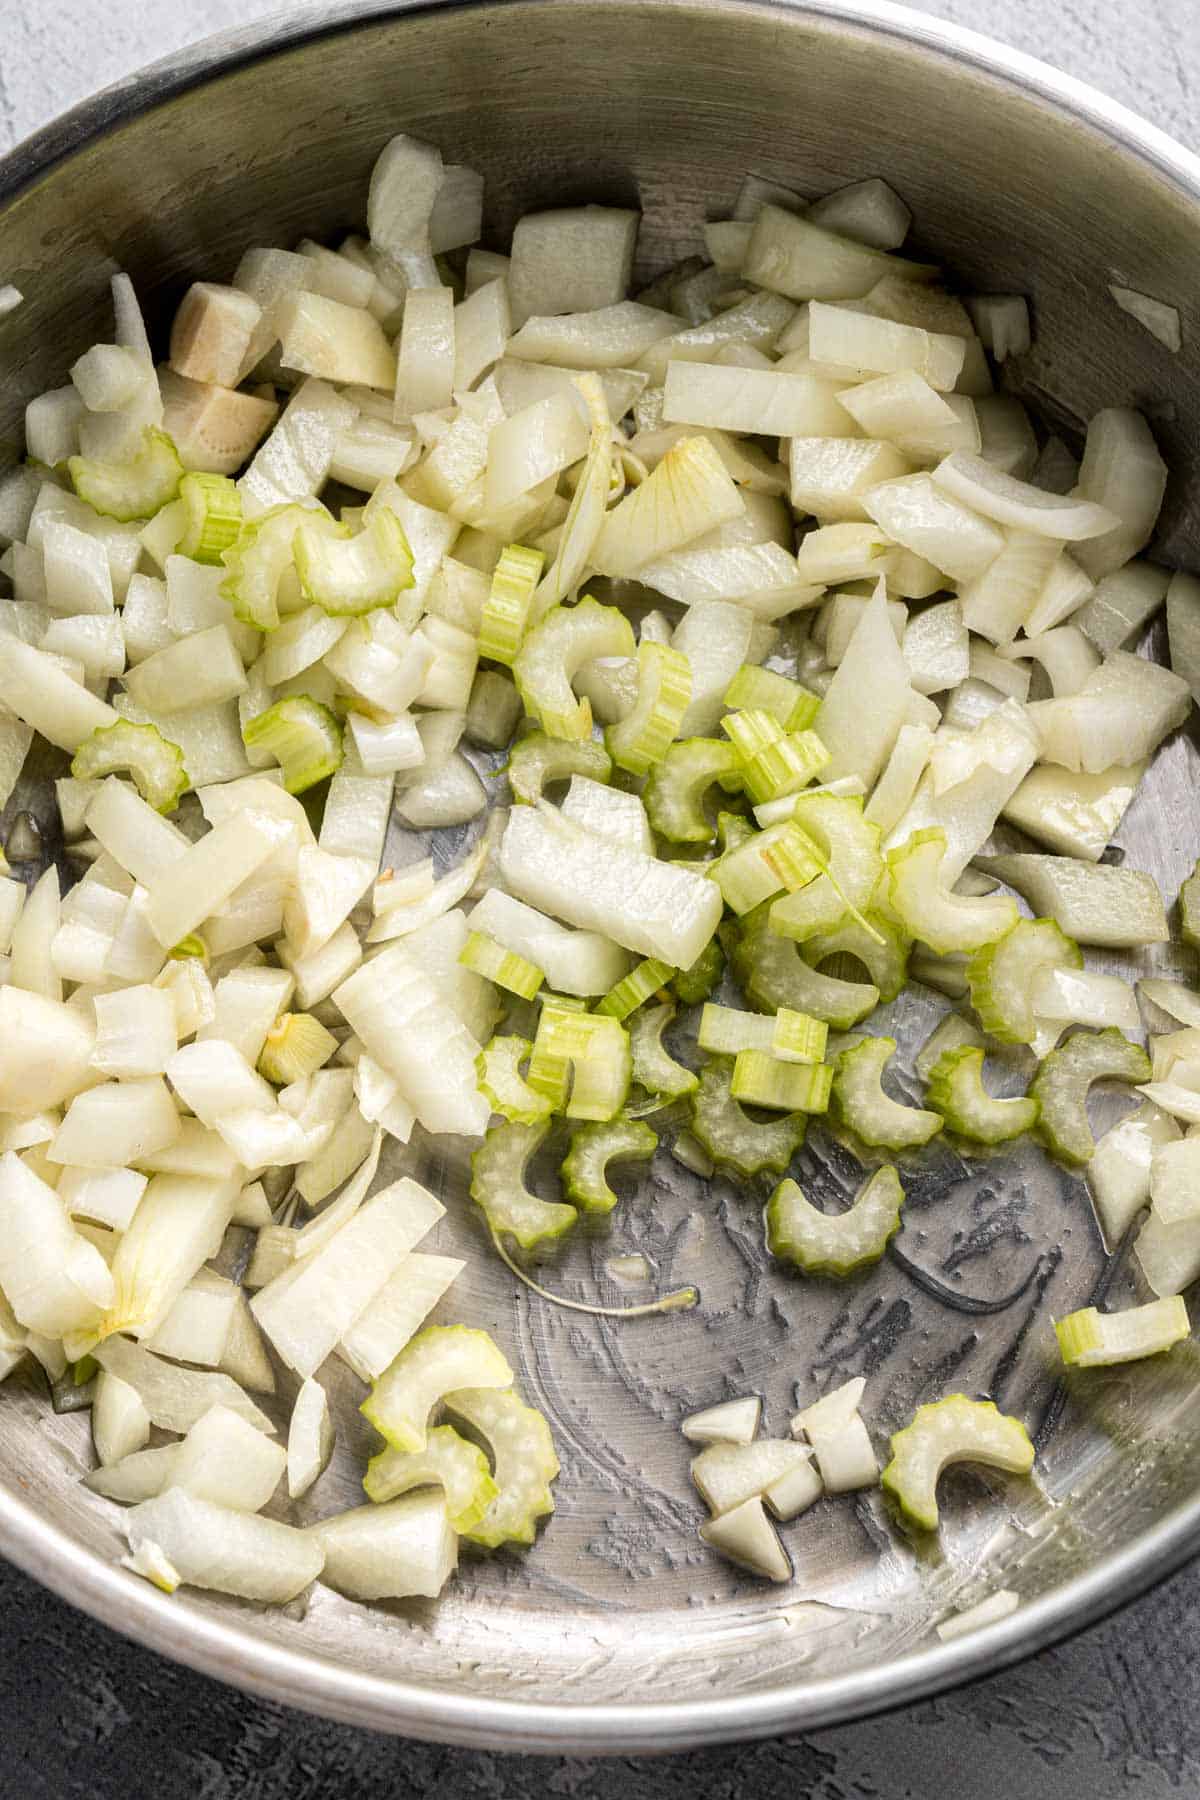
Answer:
[470,1118,577,1249]
[804,911,910,1003]
[1055,1296,1189,1367]
[241,694,343,794]
[630,1000,699,1099]
[925,1046,1038,1145]
[177,471,242,564]
[1030,1027,1152,1167]
[767,1164,904,1275]
[561,1117,657,1213]
[671,937,725,1005]
[364,1423,499,1533]
[479,543,545,666]
[294,508,415,616]
[888,826,1018,954]
[606,640,692,775]
[71,718,188,813]
[831,1037,943,1151]
[881,1395,1035,1531]
[513,596,635,739]
[733,904,879,1029]
[69,426,182,522]
[644,738,745,843]
[361,1325,513,1455]
[689,1056,806,1177]
[506,731,612,804]
[445,1386,560,1548]
[476,1036,554,1127]
[967,917,1083,1045]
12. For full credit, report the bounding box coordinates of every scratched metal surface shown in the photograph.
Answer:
[4,0,1200,1785]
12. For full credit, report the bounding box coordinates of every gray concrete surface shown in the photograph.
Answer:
[1,0,1198,1792]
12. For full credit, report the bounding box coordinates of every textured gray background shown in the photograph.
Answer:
[1,1,1198,1793]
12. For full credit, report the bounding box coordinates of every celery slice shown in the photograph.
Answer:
[722,707,784,762]
[643,737,744,843]
[699,1003,827,1065]
[733,904,880,1029]
[69,426,183,522]
[1055,1296,1189,1368]
[741,730,832,804]
[460,931,545,1001]
[606,640,692,774]
[475,1035,554,1127]
[881,1395,1035,1530]
[768,795,884,944]
[360,1324,513,1455]
[767,1164,904,1274]
[925,1046,1038,1145]
[561,1117,657,1213]
[888,827,1018,954]
[596,958,675,1021]
[364,1422,499,1533]
[71,719,189,814]
[709,823,804,916]
[445,1386,559,1548]
[257,1012,337,1084]
[803,911,909,1003]
[724,664,820,731]
[832,1037,942,1150]
[220,502,337,631]
[630,1000,698,1098]
[967,917,1083,1045]
[479,542,546,666]
[506,731,611,803]
[671,937,725,1006]
[731,1050,833,1112]
[513,596,635,739]
[528,1005,631,1122]
[470,1118,577,1249]
[294,508,415,617]
[241,695,343,794]
[1030,1027,1152,1167]
[690,1056,807,1175]
[176,472,242,564]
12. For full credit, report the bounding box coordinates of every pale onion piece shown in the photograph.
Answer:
[484,390,590,516]
[95,1335,274,1438]
[290,1120,380,1257]
[1076,560,1170,655]
[530,372,611,616]
[166,1040,275,1126]
[0,714,33,816]
[167,1403,286,1514]
[391,286,455,422]
[0,986,96,1113]
[293,1100,376,1206]
[93,1369,151,1467]
[329,413,417,491]
[1149,1030,1200,1087]
[963,528,1063,649]
[452,279,511,393]
[1001,762,1144,863]
[169,282,262,387]
[126,1489,322,1603]
[862,474,1004,581]
[792,1380,878,1492]
[1027,651,1190,774]
[903,600,968,695]
[592,435,744,579]
[393,752,487,832]
[333,943,490,1137]
[1135,1205,1200,1297]
[239,377,356,520]
[508,206,639,326]
[1024,554,1095,638]
[789,438,912,523]
[411,615,478,711]
[337,1252,464,1382]
[508,301,678,370]
[491,361,645,433]
[822,593,906,667]
[274,290,394,392]
[252,1177,444,1379]
[808,177,912,250]
[319,769,395,867]
[744,204,936,301]
[120,1538,181,1591]
[1087,1102,1180,1247]
[90,984,178,1079]
[628,422,787,498]
[1000,627,1098,699]
[143,809,294,947]
[198,964,294,1065]
[498,803,722,969]
[287,1377,335,1500]
[1135,1083,1200,1126]
[366,843,488,944]
[399,908,500,1044]
[27,484,143,601]
[638,542,821,623]
[1032,967,1140,1033]
[215,1106,331,1169]
[98,1172,241,1345]
[637,291,796,386]
[1150,1138,1200,1225]
[973,857,1164,951]
[816,580,913,789]
[663,361,857,437]
[26,387,83,465]
[367,133,444,272]
[930,451,1118,541]
[1109,284,1181,352]
[1167,570,1200,707]
[348,711,423,777]
[311,1491,457,1601]
[59,1166,147,1233]
[115,692,252,788]
[159,370,278,477]
[232,1180,272,1229]
[937,1590,1020,1642]
[278,920,363,1010]
[282,847,374,960]
[353,1053,418,1143]
[49,1077,179,1172]
[808,302,965,390]
[1073,408,1167,582]
[153,958,217,1042]
[0,1111,58,1153]
[560,776,654,856]
[793,521,890,586]
[968,641,1030,704]
[699,1495,791,1583]
[11,865,60,999]
[762,1457,825,1522]
[704,221,753,271]
[468,888,630,997]
[1141,980,1200,1030]
[893,392,983,462]
[865,722,935,835]
[40,611,124,680]
[0,635,117,750]
[219,1288,276,1396]
[672,599,755,736]
[692,1439,814,1515]
[837,370,958,441]
[681,1396,762,1446]
[0,1151,114,1336]
[41,519,115,617]
[887,701,1038,883]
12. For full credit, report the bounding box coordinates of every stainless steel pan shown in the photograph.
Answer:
[3,0,1200,1754]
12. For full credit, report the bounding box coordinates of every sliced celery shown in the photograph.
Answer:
[470,1118,577,1249]
[925,1047,1038,1145]
[769,795,884,944]
[690,1057,807,1176]
[832,1037,942,1150]
[888,827,1018,954]
[643,737,744,843]
[295,509,415,617]
[529,1006,632,1122]
[445,1386,559,1548]
[596,958,675,1021]
[71,719,189,814]
[478,542,545,666]
[360,1324,513,1455]
[364,1422,499,1533]
[460,931,545,1001]
[1030,1027,1152,1167]
[561,1117,657,1213]
[257,1012,337,1084]
[732,1050,833,1112]
[1055,1296,1189,1368]
[475,1035,555,1127]
[671,937,725,1005]
[513,596,635,739]
[709,822,811,916]
[630,1000,698,1098]
[176,472,242,565]
[967,917,1083,1045]
[733,904,880,1029]
[741,730,832,805]
[724,664,820,731]
[699,1003,827,1065]
[242,695,343,795]
[803,911,909,1003]
[767,1164,904,1274]
[881,1395,1035,1531]
[221,502,335,631]
[69,426,183,523]
[506,730,611,804]
[606,640,692,774]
